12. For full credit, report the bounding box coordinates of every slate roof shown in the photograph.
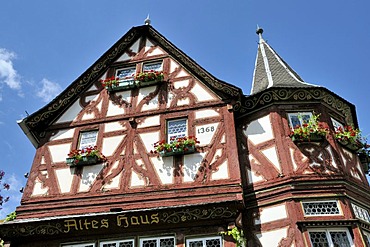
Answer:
[251,28,317,95]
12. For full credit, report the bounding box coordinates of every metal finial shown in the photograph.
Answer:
[256,25,264,35]
[144,15,151,25]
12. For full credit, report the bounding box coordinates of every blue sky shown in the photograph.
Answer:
[0,1,369,218]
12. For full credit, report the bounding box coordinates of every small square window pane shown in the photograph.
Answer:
[160,238,174,247]
[143,62,162,72]
[331,118,344,131]
[188,241,203,247]
[288,112,313,128]
[79,130,98,150]
[142,239,157,247]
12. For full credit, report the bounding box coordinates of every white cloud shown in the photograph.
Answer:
[0,48,21,90]
[36,78,62,102]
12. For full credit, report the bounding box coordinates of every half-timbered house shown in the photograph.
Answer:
[0,23,370,247]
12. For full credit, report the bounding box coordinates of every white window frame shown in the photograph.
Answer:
[99,239,135,247]
[78,130,98,150]
[167,118,188,143]
[186,236,222,247]
[308,228,354,247]
[62,243,96,247]
[143,61,163,72]
[116,66,136,84]
[331,117,344,131]
[302,200,342,216]
[139,236,175,247]
[287,112,313,129]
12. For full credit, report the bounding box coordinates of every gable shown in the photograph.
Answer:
[19,25,242,147]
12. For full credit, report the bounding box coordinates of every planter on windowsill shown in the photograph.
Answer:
[106,80,136,92]
[66,156,103,166]
[291,133,325,143]
[337,139,362,152]
[159,145,195,157]
[136,79,163,87]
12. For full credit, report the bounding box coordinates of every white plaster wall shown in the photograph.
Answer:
[177,97,190,106]
[148,47,164,56]
[32,175,49,196]
[255,227,288,247]
[254,204,287,225]
[145,39,154,52]
[138,87,159,111]
[82,111,95,120]
[190,82,217,102]
[102,135,126,157]
[173,79,190,89]
[247,154,264,184]
[138,115,160,129]
[151,156,174,184]
[130,169,146,187]
[139,132,160,153]
[245,115,274,145]
[211,161,229,180]
[49,129,74,141]
[56,100,82,123]
[49,143,71,163]
[195,109,220,119]
[261,147,281,172]
[196,123,219,146]
[116,53,130,62]
[183,153,206,182]
[102,161,121,190]
[107,100,126,117]
[55,168,74,194]
[79,164,105,192]
[105,121,125,133]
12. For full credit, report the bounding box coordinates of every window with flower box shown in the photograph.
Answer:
[167,118,188,143]
[308,228,353,247]
[331,117,344,131]
[78,130,98,150]
[288,112,313,129]
[139,236,175,247]
[143,61,162,72]
[186,236,222,247]
[116,66,136,87]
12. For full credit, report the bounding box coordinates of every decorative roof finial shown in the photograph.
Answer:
[144,15,151,25]
[256,25,264,36]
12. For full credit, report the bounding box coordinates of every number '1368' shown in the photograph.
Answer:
[197,126,215,134]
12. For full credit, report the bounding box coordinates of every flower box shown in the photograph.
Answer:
[159,145,195,157]
[135,70,164,87]
[66,156,101,166]
[106,80,136,92]
[291,133,325,142]
[337,139,362,151]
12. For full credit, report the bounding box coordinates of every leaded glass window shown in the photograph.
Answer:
[308,229,353,247]
[302,201,341,216]
[352,203,370,223]
[186,236,222,247]
[117,67,136,81]
[140,236,175,247]
[167,118,187,143]
[288,112,313,129]
[62,243,95,247]
[100,239,134,247]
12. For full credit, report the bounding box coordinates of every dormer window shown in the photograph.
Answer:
[287,112,313,129]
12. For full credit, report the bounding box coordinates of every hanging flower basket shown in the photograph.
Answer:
[66,146,106,167]
[151,136,199,157]
[289,114,328,142]
[334,126,363,152]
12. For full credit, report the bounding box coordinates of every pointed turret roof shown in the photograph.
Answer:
[250,28,317,95]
